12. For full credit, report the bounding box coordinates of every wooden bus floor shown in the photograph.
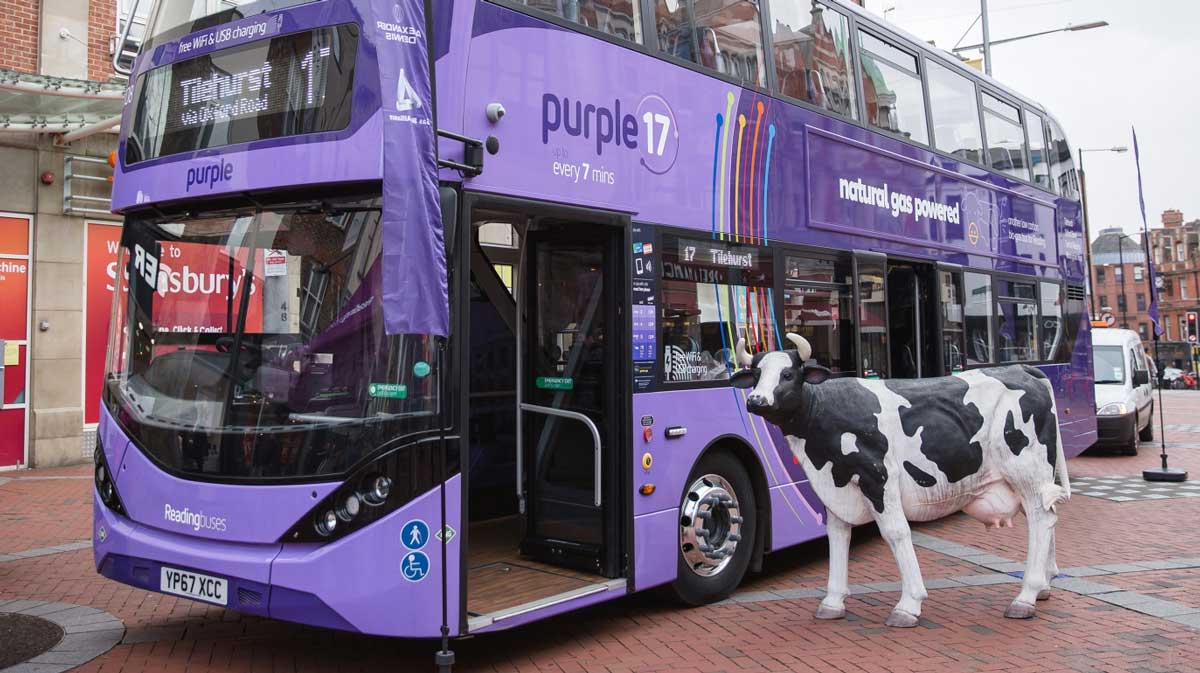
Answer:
[466,516,604,617]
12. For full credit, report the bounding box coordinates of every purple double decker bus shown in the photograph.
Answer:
[95,0,1096,644]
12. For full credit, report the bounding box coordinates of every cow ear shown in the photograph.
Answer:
[802,365,831,385]
[729,369,758,389]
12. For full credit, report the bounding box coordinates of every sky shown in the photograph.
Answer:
[858,0,1200,240]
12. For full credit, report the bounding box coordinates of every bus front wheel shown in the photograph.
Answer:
[670,451,757,606]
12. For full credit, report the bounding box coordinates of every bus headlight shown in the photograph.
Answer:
[1097,402,1129,416]
[93,439,127,515]
[281,437,449,544]
[362,475,391,506]
[315,509,339,537]
[336,493,361,522]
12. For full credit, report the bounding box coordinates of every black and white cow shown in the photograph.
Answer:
[731,334,1070,627]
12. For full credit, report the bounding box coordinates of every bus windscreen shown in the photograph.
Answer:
[124,24,358,164]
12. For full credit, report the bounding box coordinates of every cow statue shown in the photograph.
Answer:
[731,334,1070,627]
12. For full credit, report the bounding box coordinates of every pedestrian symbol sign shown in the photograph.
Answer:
[402,519,429,550]
[401,551,429,582]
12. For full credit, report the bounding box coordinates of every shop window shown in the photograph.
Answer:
[659,235,775,383]
[783,255,855,375]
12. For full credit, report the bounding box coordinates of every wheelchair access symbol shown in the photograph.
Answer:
[401,551,430,583]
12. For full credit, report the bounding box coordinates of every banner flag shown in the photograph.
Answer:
[1133,127,1164,338]
[371,0,448,336]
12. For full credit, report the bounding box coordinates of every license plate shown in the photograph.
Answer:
[159,566,228,606]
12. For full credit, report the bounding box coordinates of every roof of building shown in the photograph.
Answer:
[1092,228,1147,265]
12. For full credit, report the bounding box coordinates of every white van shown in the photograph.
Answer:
[1092,328,1154,454]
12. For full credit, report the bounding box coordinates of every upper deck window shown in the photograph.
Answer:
[768,1,856,119]
[926,59,982,164]
[982,92,1030,182]
[1026,110,1052,192]
[652,0,766,87]
[524,0,643,42]
[858,31,928,145]
[1047,116,1080,201]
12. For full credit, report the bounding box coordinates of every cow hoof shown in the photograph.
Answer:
[1036,588,1051,601]
[814,604,846,620]
[885,610,920,628]
[1004,601,1037,619]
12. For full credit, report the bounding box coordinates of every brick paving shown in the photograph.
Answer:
[1,391,1200,672]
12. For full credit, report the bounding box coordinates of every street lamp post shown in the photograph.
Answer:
[1078,146,1129,319]
[951,3,1109,75]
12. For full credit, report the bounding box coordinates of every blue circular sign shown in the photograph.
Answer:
[402,519,429,550]
[401,551,430,582]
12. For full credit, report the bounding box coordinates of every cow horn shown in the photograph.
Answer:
[735,338,754,368]
[786,333,812,362]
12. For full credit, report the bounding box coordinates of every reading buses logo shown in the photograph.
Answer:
[163,503,228,533]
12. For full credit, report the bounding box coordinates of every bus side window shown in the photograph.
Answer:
[1027,110,1052,192]
[926,59,983,165]
[1047,116,1079,201]
[964,271,993,365]
[525,0,643,43]
[783,255,856,375]
[982,92,1030,183]
[858,30,928,145]
[940,270,966,373]
[651,0,766,87]
[768,1,857,120]
[1040,281,1063,361]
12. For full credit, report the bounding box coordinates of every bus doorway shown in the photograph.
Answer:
[463,201,626,631]
[886,261,939,378]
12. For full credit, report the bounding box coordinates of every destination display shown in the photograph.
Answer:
[125,25,358,164]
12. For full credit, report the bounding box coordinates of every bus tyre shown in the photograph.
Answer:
[1139,407,1154,442]
[671,451,757,606]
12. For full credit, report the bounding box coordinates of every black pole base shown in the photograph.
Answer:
[1144,467,1188,482]
[435,649,455,673]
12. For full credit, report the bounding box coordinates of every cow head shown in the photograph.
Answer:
[730,333,831,422]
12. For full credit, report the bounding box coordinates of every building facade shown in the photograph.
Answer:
[1090,227,1154,338]
[0,0,137,469]
[1149,209,1200,348]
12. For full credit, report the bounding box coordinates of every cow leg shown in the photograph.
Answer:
[1038,528,1059,601]
[1007,497,1056,618]
[816,513,851,620]
[871,509,927,628]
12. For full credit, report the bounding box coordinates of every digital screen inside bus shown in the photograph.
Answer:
[125,25,358,164]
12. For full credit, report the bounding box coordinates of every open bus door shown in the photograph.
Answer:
[461,197,628,633]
